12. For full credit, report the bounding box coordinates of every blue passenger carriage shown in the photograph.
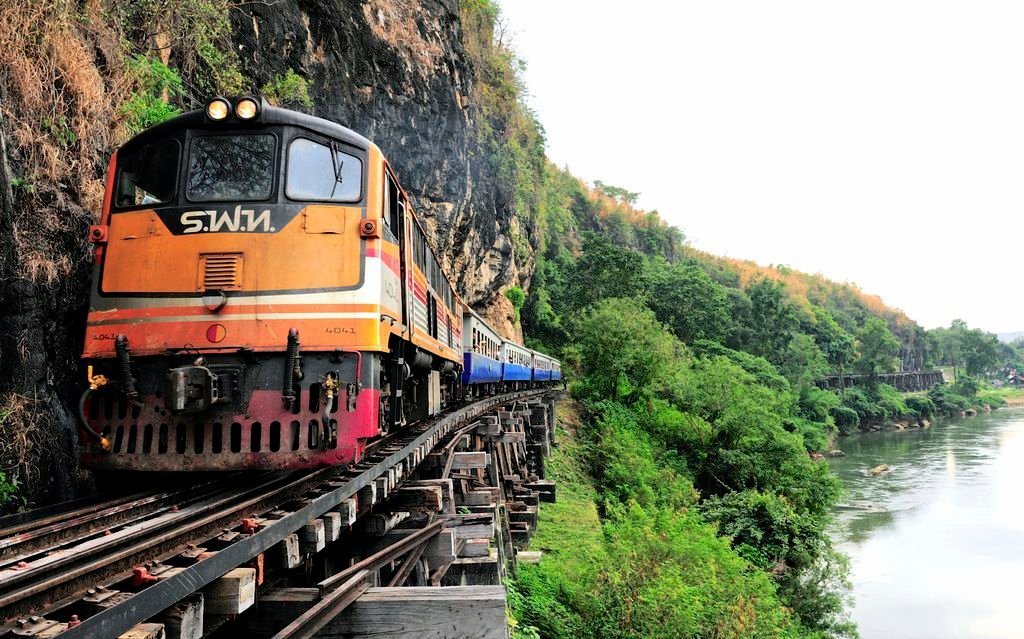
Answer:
[502,340,533,387]
[531,350,553,382]
[462,311,503,386]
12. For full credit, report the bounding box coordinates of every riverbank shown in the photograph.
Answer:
[847,403,993,435]
[831,382,1009,442]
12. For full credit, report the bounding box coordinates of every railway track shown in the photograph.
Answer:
[0,389,553,638]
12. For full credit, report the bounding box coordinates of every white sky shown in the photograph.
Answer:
[497,0,1024,333]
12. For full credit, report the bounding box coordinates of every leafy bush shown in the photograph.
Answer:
[122,55,184,134]
[830,405,860,435]
[690,339,791,392]
[928,384,971,415]
[875,384,911,419]
[0,472,21,513]
[261,69,313,109]
[975,389,1005,409]
[838,388,888,423]
[572,298,684,401]
[505,286,526,322]
[905,395,936,420]
[585,402,697,511]
[790,416,834,452]
[953,375,980,398]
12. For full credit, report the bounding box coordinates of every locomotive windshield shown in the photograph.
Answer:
[285,138,362,202]
[115,139,180,208]
[186,134,276,202]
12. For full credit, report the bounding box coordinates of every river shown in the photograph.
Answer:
[829,408,1024,639]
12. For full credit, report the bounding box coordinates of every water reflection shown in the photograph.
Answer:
[829,409,1024,639]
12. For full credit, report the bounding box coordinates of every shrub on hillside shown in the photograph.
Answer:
[928,384,972,415]
[905,395,936,420]
[830,405,860,434]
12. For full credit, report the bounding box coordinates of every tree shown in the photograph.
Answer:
[646,259,731,345]
[854,317,900,377]
[961,327,999,376]
[807,307,855,390]
[593,179,639,205]
[564,234,645,311]
[743,279,799,364]
[573,298,683,400]
[778,333,830,390]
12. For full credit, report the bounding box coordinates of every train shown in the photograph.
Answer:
[77,96,561,472]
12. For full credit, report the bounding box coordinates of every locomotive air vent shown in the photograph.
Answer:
[198,253,243,291]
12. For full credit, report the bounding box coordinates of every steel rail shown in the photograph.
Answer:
[0,493,151,539]
[0,469,326,616]
[54,389,548,639]
[0,479,228,567]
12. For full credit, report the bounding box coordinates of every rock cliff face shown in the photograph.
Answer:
[0,0,532,505]
[230,0,531,338]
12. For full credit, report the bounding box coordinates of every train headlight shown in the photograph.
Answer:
[206,97,231,121]
[235,97,259,120]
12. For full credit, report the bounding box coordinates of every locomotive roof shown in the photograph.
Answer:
[118,105,372,151]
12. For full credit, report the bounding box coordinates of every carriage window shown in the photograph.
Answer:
[116,139,180,208]
[187,134,275,201]
[286,138,362,202]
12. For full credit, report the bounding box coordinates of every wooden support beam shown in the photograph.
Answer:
[475,419,501,436]
[517,550,543,564]
[388,485,443,512]
[460,539,491,558]
[499,431,526,444]
[272,533,301,569]
[203,567,256,615]
[456,488,499,507]
[321,512,343,542]
[301,519,327,554]
[450,452,490,470]
[406,479,455,514]
[328,586,507,638]
[358,484,377,510]
[451,523,494,540]
[509,506,538,528]
[333,497,358,526]
[242,587,319,636]
[440,558,501,586]
[155,593,203,639]
[366,528,454,560]
[375,476,390,500]
[525,480,556,503]
[117,624,165,639]
[363,511,409,536]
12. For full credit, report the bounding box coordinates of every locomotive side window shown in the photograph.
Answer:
[187,134,275,202]
[286,138,362,202]
[384,173,401,238]
[115,139,180,208]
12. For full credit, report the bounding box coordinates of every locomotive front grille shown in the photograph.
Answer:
[198,253,243,291]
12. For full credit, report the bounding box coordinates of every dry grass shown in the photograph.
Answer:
[0,0,131,284]
[363,0,445,76]
[0,392,60,496]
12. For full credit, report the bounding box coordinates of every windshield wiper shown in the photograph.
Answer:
[329,140,344,199]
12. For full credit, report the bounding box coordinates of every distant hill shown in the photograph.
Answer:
[998,331,1024,343]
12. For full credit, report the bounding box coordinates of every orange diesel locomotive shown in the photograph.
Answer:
[79,97,465,471]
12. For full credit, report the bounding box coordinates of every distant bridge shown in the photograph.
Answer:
[817,370,946,393]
